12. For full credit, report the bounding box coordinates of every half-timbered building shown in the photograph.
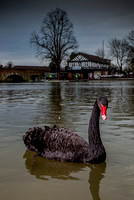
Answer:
[67,52,111,79]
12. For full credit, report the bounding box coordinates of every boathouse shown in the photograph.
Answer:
[66,52,111,79]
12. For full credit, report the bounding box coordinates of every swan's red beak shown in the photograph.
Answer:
[101,104,107,120]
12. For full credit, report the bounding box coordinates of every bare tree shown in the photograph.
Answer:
[95,41,105,58]
[108,38,128,72]
[95,48,104,58]
[127,30,134,46]
[30,8,78,72]
[126,30,134,63]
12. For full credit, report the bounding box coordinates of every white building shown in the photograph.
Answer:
[67,52,111,79]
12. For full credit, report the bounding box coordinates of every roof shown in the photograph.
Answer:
[13,66,50,71]
[70,52,111,64]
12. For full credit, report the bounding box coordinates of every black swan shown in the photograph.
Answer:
[23,96,108,164]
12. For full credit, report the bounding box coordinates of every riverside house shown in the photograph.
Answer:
[66,52,111,80]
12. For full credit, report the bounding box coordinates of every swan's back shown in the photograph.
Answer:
[23,126,90,163]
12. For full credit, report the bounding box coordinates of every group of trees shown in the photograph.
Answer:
[30,7,134,73]
[95,32,134,72]
[108,32,134,72]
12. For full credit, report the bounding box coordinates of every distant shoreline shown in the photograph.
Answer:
[43,78,134,83]
[0,78,134,83]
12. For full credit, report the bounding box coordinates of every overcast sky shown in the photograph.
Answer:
[0,0,134,66]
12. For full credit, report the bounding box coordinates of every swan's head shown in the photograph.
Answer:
[97,96,108,120]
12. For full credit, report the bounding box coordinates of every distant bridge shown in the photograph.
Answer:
[0,66,50,82]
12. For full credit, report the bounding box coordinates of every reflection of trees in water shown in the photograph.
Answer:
[23,150,106,200]
[33,82,88,130]
[33,82,112,130]
[32,82,65,127]
[48,82,63,125]
[110,84,134,115]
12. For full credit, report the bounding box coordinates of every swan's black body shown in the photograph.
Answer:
[23,97,108,164]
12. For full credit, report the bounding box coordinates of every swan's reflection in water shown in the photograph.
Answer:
[89,163,106,200]
[23,150,106,200]
[23,150,82,180]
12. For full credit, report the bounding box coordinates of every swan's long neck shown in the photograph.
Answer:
[88,100,103,148]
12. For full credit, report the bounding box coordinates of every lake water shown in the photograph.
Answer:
[0,80,134,200]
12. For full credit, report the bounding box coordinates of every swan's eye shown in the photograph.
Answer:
[101,104,107,120]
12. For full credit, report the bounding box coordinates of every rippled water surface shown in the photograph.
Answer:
[0,80,134,200]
